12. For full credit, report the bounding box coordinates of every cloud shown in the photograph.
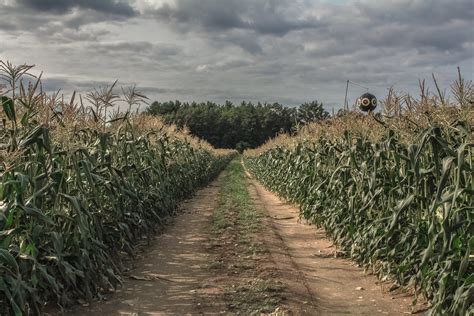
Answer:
[195,64,208,72]
[1,0,472,109]
[145,0,321,54]
[84,41,182,64]
[18,0,137,17]
[40,75,190,95]
[146,0,473,63]
[0,0,138,37]
[151,0,319,35]
[357,0,474,26]
[301,0,473,55]
[211,31,263,55]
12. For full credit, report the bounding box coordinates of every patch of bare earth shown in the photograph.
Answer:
[245,171,428,315]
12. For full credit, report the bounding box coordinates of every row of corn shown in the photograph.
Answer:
[0,61,235,315]
[245,89,473,314]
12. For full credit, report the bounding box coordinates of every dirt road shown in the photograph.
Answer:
[67,163,422,315]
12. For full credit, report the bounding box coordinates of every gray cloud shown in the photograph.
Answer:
[358,0,474,26]
[210,31,263,55]
[0,20,16,31]
[86,41,182,62]
[152,0,319,36]
[1,0,472,109]
[0,0,137,36]
[300,0,473,57]
[40,76,111,93]
[18,0,137,17]
[148,0,473,63]
[41,76,189,95]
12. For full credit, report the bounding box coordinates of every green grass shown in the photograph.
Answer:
[211,158,262,235]
[209,158,283,314]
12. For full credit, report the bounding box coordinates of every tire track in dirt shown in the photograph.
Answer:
[245,171,423,315]
[248,179,319,315]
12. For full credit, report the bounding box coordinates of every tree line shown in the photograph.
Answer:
[146,100,330,151]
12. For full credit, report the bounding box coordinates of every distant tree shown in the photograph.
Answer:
[147,100,180,115]
[297,101,329,124]
[145,99,327,149]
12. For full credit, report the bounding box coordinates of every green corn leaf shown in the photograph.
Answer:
[1,96,16,123]
[0,249,19,275]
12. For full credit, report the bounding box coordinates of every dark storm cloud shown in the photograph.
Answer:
[18,0,137,17]
[0,0,138,35]
[152,0,319,35]
[155,0,244,31]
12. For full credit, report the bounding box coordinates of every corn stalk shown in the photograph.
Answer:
[0,61,235,315]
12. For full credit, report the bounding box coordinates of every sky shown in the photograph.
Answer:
[0,0,473,110]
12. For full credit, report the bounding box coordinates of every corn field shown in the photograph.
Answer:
[245,79,473,315]
[0,61,234,315]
